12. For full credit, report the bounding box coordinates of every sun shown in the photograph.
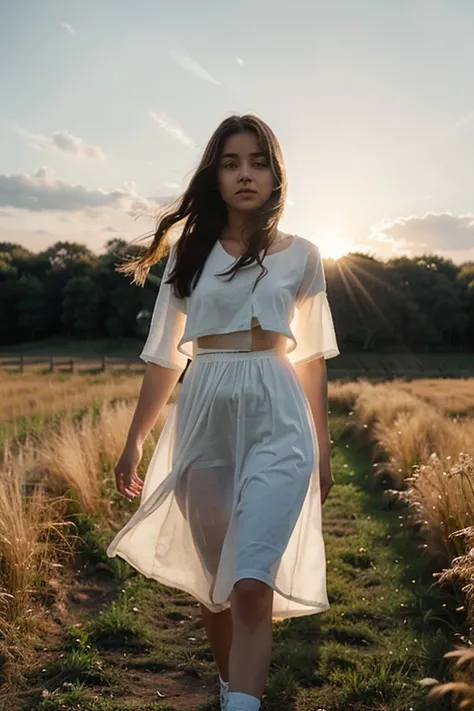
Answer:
[317,230,354,260]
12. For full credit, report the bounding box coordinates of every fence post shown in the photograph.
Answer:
[49,356,54,373]
[19,355,24,374]
[101,356,106,372]
[70,359,74,373]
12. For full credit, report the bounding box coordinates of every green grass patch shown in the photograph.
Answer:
[88,592,152,652]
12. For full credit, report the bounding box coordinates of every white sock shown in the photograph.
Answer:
[227,691,261,711]
[219,674,229,710]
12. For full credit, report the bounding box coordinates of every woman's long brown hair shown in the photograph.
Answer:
[117,114,288,297]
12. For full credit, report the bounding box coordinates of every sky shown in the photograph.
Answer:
[0,0,473,263]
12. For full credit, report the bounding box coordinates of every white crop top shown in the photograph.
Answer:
[140,235,340,371]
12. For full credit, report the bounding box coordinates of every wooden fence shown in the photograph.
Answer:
[0,355,144,374]
[1,354,473,380]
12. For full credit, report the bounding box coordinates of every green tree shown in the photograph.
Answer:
[41,241,97,335]
[0,278,18,344]
[61,275,104,338]
[457,263,474,347]
[14,274,46,340]
[96,239,159,339]
[389,256,468,348]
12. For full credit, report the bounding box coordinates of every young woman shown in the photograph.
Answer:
[107,114,340,711]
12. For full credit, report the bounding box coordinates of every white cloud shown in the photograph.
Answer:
[368,212,474,254]
[53,130,104,159]
[60,22,75,34]
[14,126,104,160]
[236,57,244,66]
[150,111,196,148]
[0,167,131,212]
[167,41,220,86]
[0,170,176,254]
[127,197,157,218]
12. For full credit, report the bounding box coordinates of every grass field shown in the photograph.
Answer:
[2,412,463,711]
[0,369,473,710]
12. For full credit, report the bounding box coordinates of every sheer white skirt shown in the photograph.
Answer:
[106,348,329,618]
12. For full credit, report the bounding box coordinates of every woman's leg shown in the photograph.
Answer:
[228,578,274,699]
[200,603,233,681]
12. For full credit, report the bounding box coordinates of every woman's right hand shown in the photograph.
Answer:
[114,442,144,501]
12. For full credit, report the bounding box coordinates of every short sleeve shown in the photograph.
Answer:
[288,242,340,365]
[139,245,188,372]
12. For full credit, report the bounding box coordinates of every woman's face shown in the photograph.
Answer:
[217,131,275,213]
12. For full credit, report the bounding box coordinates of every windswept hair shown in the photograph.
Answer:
[118,114,287,296]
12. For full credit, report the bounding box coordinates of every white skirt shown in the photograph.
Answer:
[106,348,329,619]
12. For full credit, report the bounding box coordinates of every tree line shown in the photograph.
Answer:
[1,239,473,352]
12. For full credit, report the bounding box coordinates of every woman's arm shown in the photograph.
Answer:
[126,362,181,447]
[115,362,181,500]
[294,356,334,504]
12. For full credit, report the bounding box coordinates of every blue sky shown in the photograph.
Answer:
[1,0,473,262]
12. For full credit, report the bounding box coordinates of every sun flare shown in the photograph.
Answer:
[316,230,354,260]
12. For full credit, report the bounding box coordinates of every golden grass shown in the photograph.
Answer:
[356,383,433,429]
[37,400,168,518]
[0,382,171,694]
[0,444,71,622]
[0,390,169,615]
[397,378,474,417]
[420,646,474,710]
[327,380,367,412]
[373,412,474,489]
[0,370,143,425]
[329,377,474,627]
[399,454,474,561]
[438,524,474,622]
[329,379,474,484]
[329,377,474,417]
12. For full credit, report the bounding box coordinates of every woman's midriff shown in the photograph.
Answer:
[197,319,288,354]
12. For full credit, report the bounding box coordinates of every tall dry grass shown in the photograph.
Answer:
[0,445,74,695]
[329,379,474,488]
[0,382,170,693]
[355,382,432,429]
[373,412,474,489]
[329,377,474,704]
[329,377,474,418]
[397,378,474,417]
[0,370,144,425]
[327,380,366,412]
[399,454,474,561]
[438,524,474,622]
[0,397,168,620]
[420,646,474,710]
[329,378,474,620]
[37,400,168,519]
[0,445,71,622]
